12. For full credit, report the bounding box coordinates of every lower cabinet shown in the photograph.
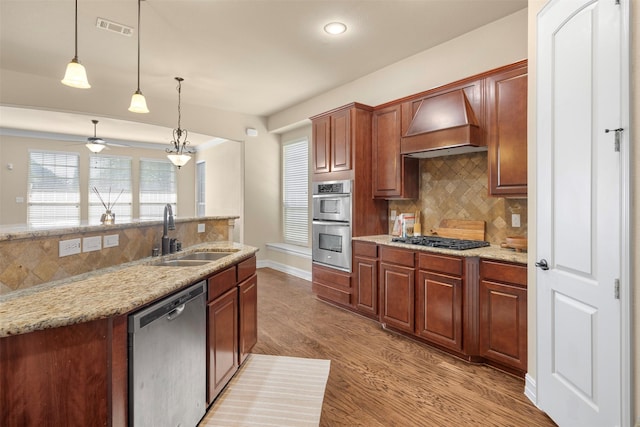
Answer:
[312,263,352,307]
[379,246,415,333]
[479,260,527,372]
[353,240,378,318]
[239,273,258,365]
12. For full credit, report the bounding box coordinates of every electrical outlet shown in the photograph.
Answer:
[390,210,397,221]
[512,213,521,228]
[59,238,81,257]
[104,234,119,248]
[83,236,102,252]
[197,223,205,233]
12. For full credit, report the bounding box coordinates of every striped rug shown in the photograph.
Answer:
[199,354,331,427]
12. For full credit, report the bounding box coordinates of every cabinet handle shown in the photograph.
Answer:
[535,259,549,271]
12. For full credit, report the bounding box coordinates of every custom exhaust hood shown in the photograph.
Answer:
[400,89,486,158]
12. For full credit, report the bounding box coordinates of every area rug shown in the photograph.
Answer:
[199,354,331,427]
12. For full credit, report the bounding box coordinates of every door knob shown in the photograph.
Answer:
[535,259,549,271]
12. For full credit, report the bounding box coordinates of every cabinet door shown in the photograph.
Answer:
[379,262,414,333]
[372,105,419,199]
[479,280,527,371]
[354,256,378,317]
[486,63,528,196]
[312,115,331,173]
[238,274,258,365]
[416,271,463,352]
[330,108,351,171]
[207,287,238,404]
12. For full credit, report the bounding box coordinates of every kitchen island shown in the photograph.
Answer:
[0,241,258,427]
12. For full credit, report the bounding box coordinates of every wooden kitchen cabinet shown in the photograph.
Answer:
[310,103,373,178]
[353,240,379,318]
[479,260,527,373]
[312,263,352,307]
[379,246,415,333]
[372,104,419,199]
[417,253,464,352]
[207,286,239,404]
[238,272,258,365]
[486,60,528,197]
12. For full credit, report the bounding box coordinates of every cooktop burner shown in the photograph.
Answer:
[391,236,491,250]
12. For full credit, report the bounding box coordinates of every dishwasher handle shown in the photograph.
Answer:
[166,304,186,321]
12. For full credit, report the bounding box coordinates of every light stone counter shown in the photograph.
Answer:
[352,235,528,264]
[0,241,257,337]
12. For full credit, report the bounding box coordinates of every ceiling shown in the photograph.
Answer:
[0,0,527,145]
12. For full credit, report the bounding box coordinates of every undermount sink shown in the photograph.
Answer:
[153,259,213,267]
[152,251,235,267]
[176,252,235,261]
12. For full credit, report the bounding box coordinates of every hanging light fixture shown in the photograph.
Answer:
[61,0,91,88]
[166,77,194,168]
[128,0,149,113]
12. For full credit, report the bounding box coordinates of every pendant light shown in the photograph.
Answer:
[61,0,91,89]
[166,77,194,168]
[128,0,149,113]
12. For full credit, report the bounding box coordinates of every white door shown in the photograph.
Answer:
[536,0,624,426]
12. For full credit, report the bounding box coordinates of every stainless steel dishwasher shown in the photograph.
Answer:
[128,280,207,427]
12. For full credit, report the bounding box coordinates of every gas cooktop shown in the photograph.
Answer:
[391,236,491,250]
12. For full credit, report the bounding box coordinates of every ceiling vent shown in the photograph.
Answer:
[96,18,133,37]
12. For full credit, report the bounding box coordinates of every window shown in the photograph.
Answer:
[139,159,177,220]
[88,155,132,224]
[283,139,309,246]
[196,161,205,217]
[28,151,80,228]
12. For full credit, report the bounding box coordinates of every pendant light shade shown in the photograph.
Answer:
[61,0,90,89]
[129,0,149,113]
[166,77,194,168]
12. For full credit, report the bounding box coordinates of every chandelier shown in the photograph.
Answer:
[166,77,194,168]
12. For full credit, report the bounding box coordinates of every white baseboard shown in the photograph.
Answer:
[524,373,537,406]
[257,259,311,282]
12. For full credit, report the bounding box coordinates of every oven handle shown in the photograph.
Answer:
[312,193,351,199]
[312,220,350,227]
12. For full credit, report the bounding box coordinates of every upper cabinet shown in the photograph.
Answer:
[486,61,528,197]
[372,104,418,199]
[311,103,372,177]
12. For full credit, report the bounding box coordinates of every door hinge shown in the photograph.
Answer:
[605,128,623,152]
[614,278,620,299]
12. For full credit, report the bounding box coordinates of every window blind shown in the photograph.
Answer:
[283,139,309,246]
[28,151,80,228]
[89,155,132,224]
[139,159,177,220]
[196,161,205,217]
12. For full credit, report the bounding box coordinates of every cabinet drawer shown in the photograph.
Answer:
[208,266,237,301]
[313,264,351,291]
[380,246,415,268]
[480,260,527,287]
[237,256,257,283]
[353,240,378,258]
[312,282,351,306]
[419,253,462,276]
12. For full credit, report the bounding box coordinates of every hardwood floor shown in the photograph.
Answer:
[252,268,557,427]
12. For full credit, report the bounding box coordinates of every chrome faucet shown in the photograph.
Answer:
[162,204,175,255]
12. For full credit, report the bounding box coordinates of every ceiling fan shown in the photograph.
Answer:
[85,119,127,153]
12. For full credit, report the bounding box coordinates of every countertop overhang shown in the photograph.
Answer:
[353,235,528,264]
[0,241,257,337]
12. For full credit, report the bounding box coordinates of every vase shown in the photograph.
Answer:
[101,210,115,225]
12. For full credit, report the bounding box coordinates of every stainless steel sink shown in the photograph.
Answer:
[175,252,235,261]
[153,259,212,267]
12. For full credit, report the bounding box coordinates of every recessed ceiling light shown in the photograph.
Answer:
[324,22,347,35]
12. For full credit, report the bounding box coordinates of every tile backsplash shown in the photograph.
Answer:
[389,152,527,244]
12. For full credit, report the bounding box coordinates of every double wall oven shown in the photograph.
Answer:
[312,180,352,272]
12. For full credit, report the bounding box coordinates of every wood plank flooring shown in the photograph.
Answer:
[252,268,557,427]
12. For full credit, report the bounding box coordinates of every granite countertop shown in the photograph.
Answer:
[0,241,257,337]
[353,235,528,264]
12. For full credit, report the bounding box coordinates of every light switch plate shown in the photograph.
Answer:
[104,234,119,248]
[59,238,81,257]
[83,236,102,252]
[512,213,521,228]
[197,223,205,233]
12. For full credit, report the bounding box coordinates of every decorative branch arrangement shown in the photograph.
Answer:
[92,186,124,224]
